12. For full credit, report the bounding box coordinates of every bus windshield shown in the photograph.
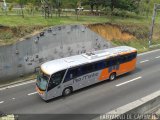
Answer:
[37,70,50,91]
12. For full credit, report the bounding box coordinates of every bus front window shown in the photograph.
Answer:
[37,70,50,91]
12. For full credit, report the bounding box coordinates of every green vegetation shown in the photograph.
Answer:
[0,0,160,51]
[112,39,160,53]
[1,0,160,18]
[0,15,110,26]
[0,14,160,50]
[2,13,159,26]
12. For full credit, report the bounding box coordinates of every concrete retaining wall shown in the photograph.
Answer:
[93,90,160,120]
[0,25,112,82]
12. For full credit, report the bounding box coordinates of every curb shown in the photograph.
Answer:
[0,78,36,89]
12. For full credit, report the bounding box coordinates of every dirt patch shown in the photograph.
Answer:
[0,23,158,46]
[87,23,136,41]
[0,25,45,46]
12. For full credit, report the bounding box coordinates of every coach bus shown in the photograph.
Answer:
[36,46,137,101]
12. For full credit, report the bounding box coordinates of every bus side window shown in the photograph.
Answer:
[81,65,88,75]
[48,70,66,91]
[89,64,94,72]
[132,52,137,59]
[85,64,95,73]
[79,64,93,75]
[63,69,72,83]
[109,58,117,66]
[117,57,121,64]
[122,55,128,63]
[127,52,137,61]
[106,61,109,67]
[95,60,106,70]
[127,54,132,61]
[63,68,79,83]
[118,56,126,64]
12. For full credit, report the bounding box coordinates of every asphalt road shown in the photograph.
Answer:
[0,49,160,120]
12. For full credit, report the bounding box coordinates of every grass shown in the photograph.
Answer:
[0,13,160,49]
[0,15,111,26]
[112,39,160,53]
[0,13,159,26]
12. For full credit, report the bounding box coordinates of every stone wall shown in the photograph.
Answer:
[0,25,112,82]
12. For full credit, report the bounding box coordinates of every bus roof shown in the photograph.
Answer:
[41,46,137,75]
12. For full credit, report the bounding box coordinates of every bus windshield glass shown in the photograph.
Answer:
[37,70,50,91]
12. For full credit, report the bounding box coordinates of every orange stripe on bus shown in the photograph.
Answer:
[36,86,45,94]
[98,58,137,81]
[117,58,136,75]
[98,68,109,81]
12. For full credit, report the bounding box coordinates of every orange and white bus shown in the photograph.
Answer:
[36,46,137,101]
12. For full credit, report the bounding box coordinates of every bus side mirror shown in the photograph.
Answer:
[35,67,40,74]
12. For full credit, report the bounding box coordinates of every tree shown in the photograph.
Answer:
[30,0,41,13]
[55,0,62,17]
[15,0,28,18]
[41,0,51,18]
[68,0,80,19]
[82,0,104,13]
[1,0,8,15]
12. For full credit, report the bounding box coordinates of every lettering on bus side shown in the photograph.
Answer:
[74,72,99,83]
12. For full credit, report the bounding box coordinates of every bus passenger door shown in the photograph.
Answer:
[62,69,76,91]
[108,58,120,74]
[64,67,85,90]
[47,70,66,99]
[118,56,129,74]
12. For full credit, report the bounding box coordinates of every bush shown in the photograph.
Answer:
[0,32,13,40]
[112,8,137,18]
[9,4,13,11]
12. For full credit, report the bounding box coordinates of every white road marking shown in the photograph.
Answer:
[116,76,142,87]
[140,60,149,63]
[0,101,4,104]
[28,92,37,96]
[0,80,36,91]
[155,56,160,59]
[12,98,15,100]
[0,88,6,91]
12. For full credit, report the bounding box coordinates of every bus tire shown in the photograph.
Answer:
[62,87,72,96]
[109,73,116,81]
[44,99,50,103]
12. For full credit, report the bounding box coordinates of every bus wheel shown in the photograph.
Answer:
[63,87,72,96]
[109,73,116,81]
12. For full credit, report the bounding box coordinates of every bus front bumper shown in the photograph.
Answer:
[36,85,47,100]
